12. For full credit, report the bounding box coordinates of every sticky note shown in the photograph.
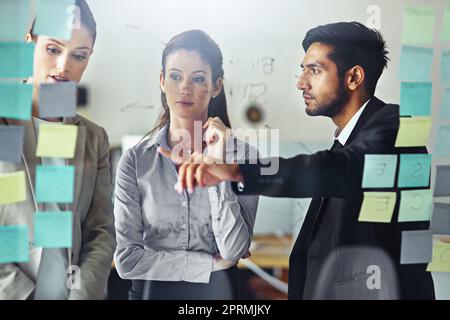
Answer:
[0,42,34,78]
[34,211,72,248]
[398,189,433,222]
[0,171,26,205]
[34,0,76,40]
[401,230,433,264]
[441,51,450,84]
[399,46,433,81]
[0,83,33,120]
[427,237,450,272]
[434,165,450,197]
[434,126,450,157]
[0,0,31,41]
[36,123,78,158]
[442,5,450,42]
[358,192,396,223]
[362,154,397,188]
[35,165,75,203]
[38,82,76,118]
[430,203,450,235]
[398,154,432,188]
[395,117,432,147]
[0,225,29,263]
[0,125,25,163]
[440,87,450,120]
[401,5,436,45]
[400,82,432,116]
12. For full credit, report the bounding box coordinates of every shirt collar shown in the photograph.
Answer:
[334,98,371,146]
[143,122,170,150]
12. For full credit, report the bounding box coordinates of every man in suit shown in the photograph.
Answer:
[160,22,435,299]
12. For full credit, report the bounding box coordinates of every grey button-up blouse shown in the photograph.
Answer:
[113,124,259,283]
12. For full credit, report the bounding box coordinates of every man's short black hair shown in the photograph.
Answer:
[302,22,389,96]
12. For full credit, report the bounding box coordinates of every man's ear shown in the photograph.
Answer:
[212,77,223,97]
[25,33,33,43]
[347,66,365,91]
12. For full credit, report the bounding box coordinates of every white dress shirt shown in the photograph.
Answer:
[334,99,371,146]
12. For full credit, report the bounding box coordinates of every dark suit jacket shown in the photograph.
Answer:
[233,97,435,300]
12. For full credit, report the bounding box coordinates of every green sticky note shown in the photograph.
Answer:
[0,225,29,263]
[399,46,433,81]
[441,51,450,84]
[395,117,432,147]
[398,154,432,188]
[34,211,72,248]
[35,165,75,203]
[0,83,33,120]
[0,171,26,205]
[36,123,78,158]
[427,237,450,272]
[0,0,31,41]
[358,192,397,223]
[398,189,433,222]
[34,0,76,40]
[362,154,397,188]
[435,125,450,157]
[442,5,450,42]
[0,42,34,78]
[400,82,432,116]
[440,87,450,120]
[401,5,436,45]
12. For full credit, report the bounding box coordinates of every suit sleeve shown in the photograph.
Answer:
[233,105,401,198]
[68,128,116,300]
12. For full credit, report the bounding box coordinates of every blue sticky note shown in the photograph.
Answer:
[398,154,432,188]
[440,87,450,120]
[34,211,72,248]
[0,42,34,78]
[0,0,31,41]
[398,189,433,222]
[400,82,432,116]
[434,126,450,157]
[362,154,398,188]
[441,51,450,84]
[0,83,33,120]
[399,46,433,81]
[0,225,29,263]
[35,165,75,203]
[0,125,25,163]
[34,0,76,40]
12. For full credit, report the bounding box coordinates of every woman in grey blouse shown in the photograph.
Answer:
[113,30,259,299]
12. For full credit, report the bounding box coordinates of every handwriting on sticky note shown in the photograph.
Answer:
[398,154,431,188]
[362,154,397,188]
[0,83,33,120]
[398,189,433,222]
[35,165,75,203]
[400,82,432,116]
[427,237,450,273]
[358,192,396,223]
[399,46,433,81]
[0,171,26,205]
[36,123,78,158]
[34,211,72,248]
[0,225,29,263]
[401,5,436,45]
[34,0,76,40]
[395,117,432,147]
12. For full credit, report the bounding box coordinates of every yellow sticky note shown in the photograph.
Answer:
[358,192,397,223]
[427,237,450,273]
[0,171,26,205]
[395,117,432,147]
[36,123,78,158]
